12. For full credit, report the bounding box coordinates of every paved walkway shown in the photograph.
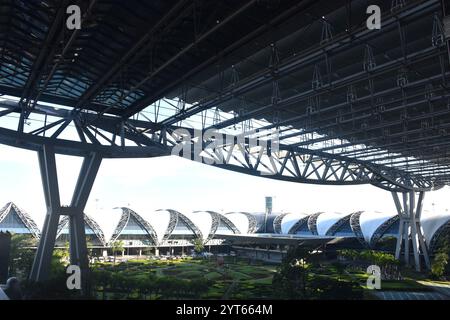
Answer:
[418,281,450,298]
[373,291,448,300]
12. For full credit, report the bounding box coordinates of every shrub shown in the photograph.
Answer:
[431,252,449,279]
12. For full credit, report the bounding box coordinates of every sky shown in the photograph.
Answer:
[0,143,449,234]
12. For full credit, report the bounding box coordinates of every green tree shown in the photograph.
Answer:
[272,246,311,299]
[193,238,205,254]
[8,234,37,279]
[431,252,449,279]
[92,269,112,299]
[111,240,124,265]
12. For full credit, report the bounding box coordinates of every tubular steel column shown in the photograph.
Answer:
[68,153,102,292]
[30,146,102,293]
[409,191,421,269]
[392,192,405,260]
[30,145,62,282]
[402,192,410,265]
[391,191,430,272]
[413,192,431,270]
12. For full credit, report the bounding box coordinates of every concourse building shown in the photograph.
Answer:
[1,201,449,264]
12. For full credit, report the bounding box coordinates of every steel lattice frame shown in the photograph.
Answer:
[195,211,240,242]
[325,213,353,236]
[0,202,41,239]
[0,0,449,193]
[349,211,367,246]
[110,207,158,245]
[369,214,400,247]
[215,212,241,235]
[193,210,220,243]
[273,212,290,234]
[287,214,312,234]
[1,0,450,279]
[307,212,323,235]
[56,214,106,246]
[158,209,203,242]
[226,212,259,234]
[428,218,450,253]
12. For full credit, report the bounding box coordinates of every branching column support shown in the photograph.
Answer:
[29,144,102,294]
[391,191,430,271]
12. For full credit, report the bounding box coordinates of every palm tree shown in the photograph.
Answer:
[193,238,205,255]
[111,240,124,265]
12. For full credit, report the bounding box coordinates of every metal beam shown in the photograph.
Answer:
[29,145,62,282]
[68,152,102,293]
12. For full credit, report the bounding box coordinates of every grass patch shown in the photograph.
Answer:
[380,279,432,292]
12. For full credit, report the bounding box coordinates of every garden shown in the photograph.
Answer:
[90,257,278,300]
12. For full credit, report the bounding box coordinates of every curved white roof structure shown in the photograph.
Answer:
[0,202,40,239]
[3,201,449,254]
[225,212,258,234]
[211,211,240,236]
[144,210,172,244]
[184,211,213,241]
[421,211,450,251]
[274,212,309,234]
[315,212,350,236]
[193,211,240,239]
[56,214,106,246]
[110,207,158,246]
[358,211,398,244]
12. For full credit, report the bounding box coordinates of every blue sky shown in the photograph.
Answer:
[0,143,449,230]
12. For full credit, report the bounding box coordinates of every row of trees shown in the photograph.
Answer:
[272,247,363,299]
[92,269,210,299]
[338,249,400,280]
[338,249,398,267]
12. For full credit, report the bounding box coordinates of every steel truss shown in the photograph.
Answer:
[109,207,158,246]
[57,215,106,247]
[0,202,41,239]
[0,0,448,283]
[288,214,311,235]
[307,212,323,235]
[325,213,353,236]
[171,127,443,192]
[194,211,241,242]
[391,191,431,271]
[349,211,367,246]
[0,98,441,192]
[0,97,441,192]
[157,209,203,243]
[273,212,290,234]
[428,219,450,253]
[226,212,259,234]
[369,214,400,247]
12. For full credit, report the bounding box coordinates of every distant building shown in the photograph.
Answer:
[2,202,449,256]
[55,214,106,247]
[0,203,40,239]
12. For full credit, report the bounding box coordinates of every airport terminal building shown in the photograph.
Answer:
[1,202,449,262]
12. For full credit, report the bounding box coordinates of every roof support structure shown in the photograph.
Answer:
[29,145,102,294]
[391,191,431,271]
